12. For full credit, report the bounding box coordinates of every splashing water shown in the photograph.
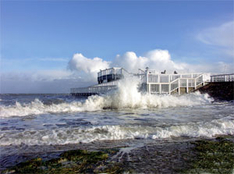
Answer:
[1,77,233,147]
[0,116,233,146]
[0,78,213,118]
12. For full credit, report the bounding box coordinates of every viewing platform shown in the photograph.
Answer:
[139,69,204,95]
[71,67,207,96]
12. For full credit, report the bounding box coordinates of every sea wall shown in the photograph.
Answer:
[198,82,234,101]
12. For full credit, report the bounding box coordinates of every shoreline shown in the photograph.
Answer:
[1,136,234,173]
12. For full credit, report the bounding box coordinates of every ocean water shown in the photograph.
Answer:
[0,79,234,169]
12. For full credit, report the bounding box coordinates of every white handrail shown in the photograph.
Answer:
[210,74,234,82]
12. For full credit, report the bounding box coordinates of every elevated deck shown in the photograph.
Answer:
[71,67,206,96]
[141,70,204,95]
[71,81,118,96]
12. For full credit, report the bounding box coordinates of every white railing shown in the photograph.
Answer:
[98,67,130,78]
[210,74,234,82]
[147,73,201,83]
[170,79,179,93]
[147,73,204,95]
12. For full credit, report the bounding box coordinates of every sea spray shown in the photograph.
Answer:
[0,78,213,118]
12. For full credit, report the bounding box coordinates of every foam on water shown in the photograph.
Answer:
[0,78,213,118]
[0,116,233,146]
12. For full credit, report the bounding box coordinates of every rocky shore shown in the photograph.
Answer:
[2,136,234,174]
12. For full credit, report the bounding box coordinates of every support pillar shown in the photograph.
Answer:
[169,83,171,95]
[186,79,189,93]
[194,79,196,90]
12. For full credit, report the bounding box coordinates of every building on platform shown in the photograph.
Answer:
[71,67,205,96]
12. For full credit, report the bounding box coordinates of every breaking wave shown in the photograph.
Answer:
[0,78,213,118]
[0,92,212,118]
[0,116,233,146]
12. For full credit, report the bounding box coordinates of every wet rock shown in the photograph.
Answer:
[198,82,234,101]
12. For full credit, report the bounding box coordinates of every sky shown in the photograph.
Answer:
[0,0,234,93]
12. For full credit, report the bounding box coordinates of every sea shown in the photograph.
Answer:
[0,80,234,170]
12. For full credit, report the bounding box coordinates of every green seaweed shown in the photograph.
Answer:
[5,158,44,174]
[184,137,234,174]
[3,149,124,174]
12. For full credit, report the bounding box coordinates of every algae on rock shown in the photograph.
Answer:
[3,149,124,174]
[186,137,234,174]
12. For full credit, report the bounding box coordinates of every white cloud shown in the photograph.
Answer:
[68,53,110,78]
[181,61,234,74]
[114,52,148,72]
[215,61,234,74]
[113,49,187,73]
[197,21,234,57]
[68,50,234,76]
[68,50,187,75]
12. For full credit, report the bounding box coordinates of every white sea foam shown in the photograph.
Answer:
[0,93,212,118]
[0,78,213,118]
[0,116,233,146]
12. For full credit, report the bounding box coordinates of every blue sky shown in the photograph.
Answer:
[1,0,234,93]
